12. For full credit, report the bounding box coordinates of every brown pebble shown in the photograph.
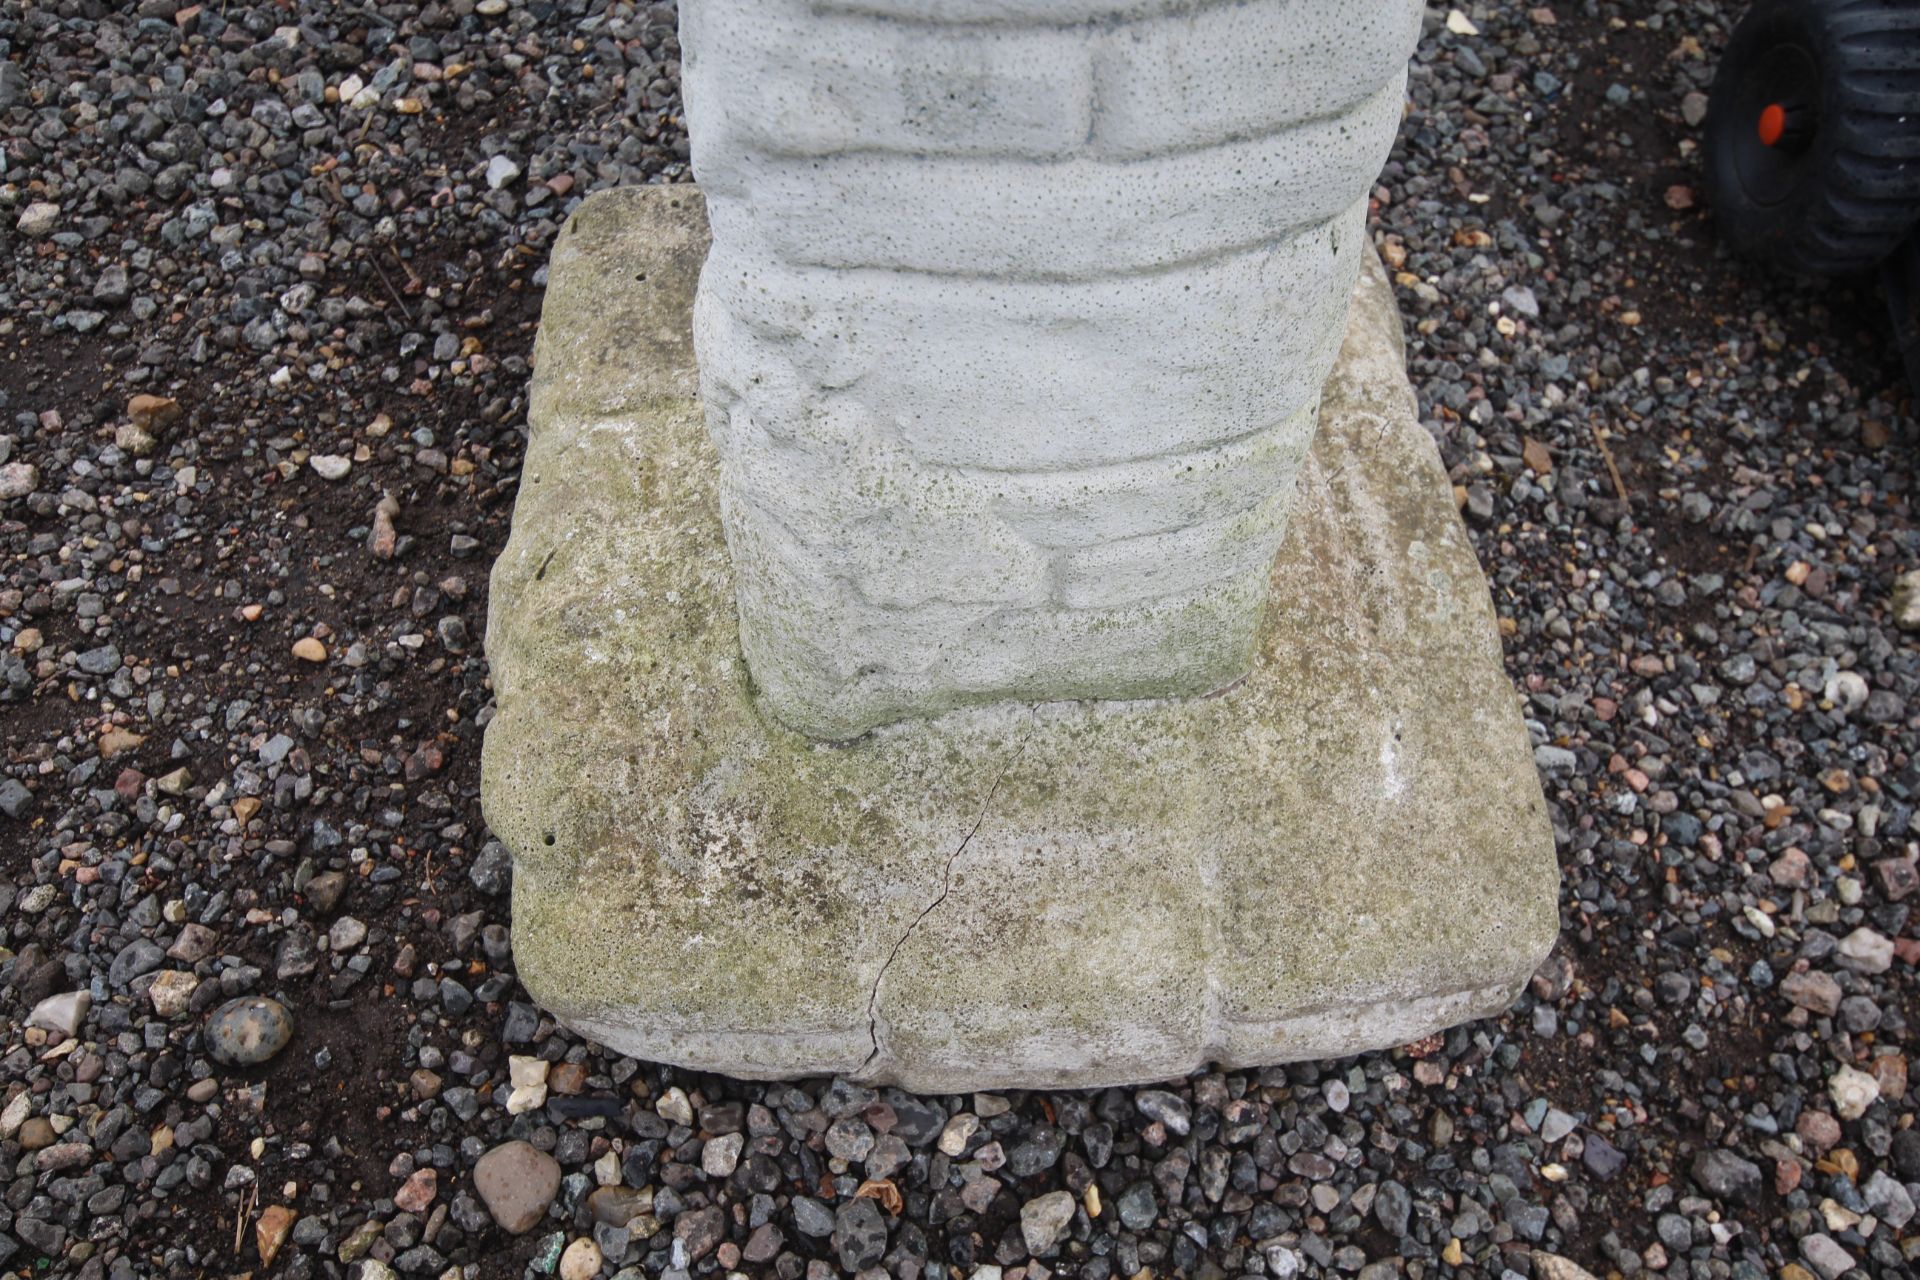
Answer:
[474,1140,560,1234]
[256,1205,297,1269]
[394,1167,438,1214]
[35,1142,92,1172]
[127,393,182,432]
[369,494,401,559]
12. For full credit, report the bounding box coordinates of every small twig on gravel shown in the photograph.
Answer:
[233,1183,255,1256]
[1590,422,1629,500]
[390,244,422,288]
[370,257,415,325]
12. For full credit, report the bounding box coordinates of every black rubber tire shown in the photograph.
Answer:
[1705,0,1920,276]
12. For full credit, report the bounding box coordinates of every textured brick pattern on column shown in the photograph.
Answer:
[682,0,1425,739]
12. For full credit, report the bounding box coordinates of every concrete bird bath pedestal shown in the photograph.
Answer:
[480,0,1560,1090]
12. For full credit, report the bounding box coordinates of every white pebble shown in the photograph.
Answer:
[558,1239,601,1280]
[1824,671,1869,714]
[1829,1064,1880,1120]
[16,201,59,237]
[1837,927,1893,974]
[486,155,522,190]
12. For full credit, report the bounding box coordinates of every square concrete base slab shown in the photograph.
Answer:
[481,186,1560,1092]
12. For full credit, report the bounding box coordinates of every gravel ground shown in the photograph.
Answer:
[2,2,1918,1279]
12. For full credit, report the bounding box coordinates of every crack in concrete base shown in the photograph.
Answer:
[858,710,1036,1078]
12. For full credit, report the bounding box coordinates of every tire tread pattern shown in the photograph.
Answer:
[1714,0,1920,274]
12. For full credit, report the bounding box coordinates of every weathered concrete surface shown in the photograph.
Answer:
[482,186,1560,1091]
[684,0,1426,739]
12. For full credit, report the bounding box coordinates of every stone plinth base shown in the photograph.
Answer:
[480,186,1560,1092]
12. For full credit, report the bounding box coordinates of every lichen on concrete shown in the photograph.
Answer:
[481,186,1560,1091]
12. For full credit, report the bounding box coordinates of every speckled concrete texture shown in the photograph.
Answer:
[481,186,1559,1091]
[682,0,1427,739]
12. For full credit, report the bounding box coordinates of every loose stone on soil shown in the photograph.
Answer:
[1020,1190,1077,1256]
[474,1140,561,1235]
[1830,1065,1882,1120]
[25,991,90,1037]
[255,1206,297,1269]
[146,971,199,1018]
[205,997,295,1067]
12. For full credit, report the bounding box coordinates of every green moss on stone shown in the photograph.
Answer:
[479,187,1560,1089]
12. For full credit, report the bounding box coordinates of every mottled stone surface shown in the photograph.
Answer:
[204,996,294,1067]
[482,187,1559,1091]
[684,0,1425,739]
[473,1140,561,1235]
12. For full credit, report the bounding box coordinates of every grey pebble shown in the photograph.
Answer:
[205,996,294,1067]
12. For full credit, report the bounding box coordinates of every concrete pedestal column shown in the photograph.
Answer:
[682,0,1426,739]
